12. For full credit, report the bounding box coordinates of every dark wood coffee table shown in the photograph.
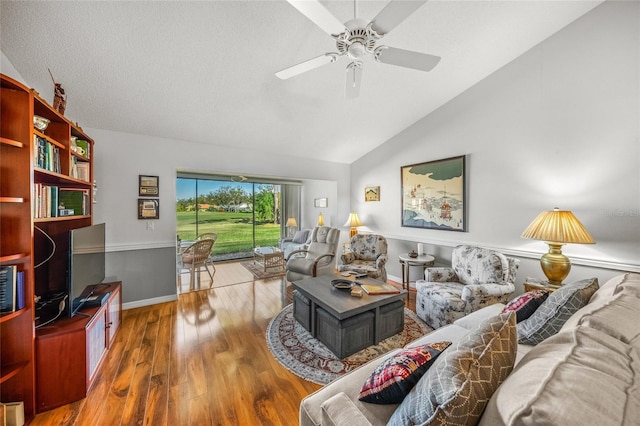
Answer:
[292,274,408,358]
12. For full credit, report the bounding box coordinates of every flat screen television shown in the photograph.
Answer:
[68,223,106,317]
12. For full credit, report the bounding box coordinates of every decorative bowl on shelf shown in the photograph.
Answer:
[408,250,418,258]
[33,115,50,131]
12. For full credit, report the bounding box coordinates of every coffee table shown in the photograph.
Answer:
[253,246,285,272]
[292,274,408,358]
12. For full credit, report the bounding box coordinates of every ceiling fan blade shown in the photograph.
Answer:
[370,0,428,36]
[287,0,346,36]
[275,53,339,80]
[374,46,440,72]
[345,62,362,99]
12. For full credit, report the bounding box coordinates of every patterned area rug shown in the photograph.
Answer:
[266,304,433,385]
[241,261,285,280]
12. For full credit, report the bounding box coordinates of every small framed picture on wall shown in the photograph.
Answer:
[314,197,328,208]
[138,198,159,219]
[139,175,159,196]
[365,186,380,202]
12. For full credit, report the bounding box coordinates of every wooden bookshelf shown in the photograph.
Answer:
[0,73,96,422]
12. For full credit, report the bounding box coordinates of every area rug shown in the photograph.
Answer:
[266,304,433,385]
[241,261,285,280]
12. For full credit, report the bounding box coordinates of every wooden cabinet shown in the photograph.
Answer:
[0,73,96,421]
[35,282,121,412]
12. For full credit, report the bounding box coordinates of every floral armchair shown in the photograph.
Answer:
[416,245,519,329]
[337,234,388,282]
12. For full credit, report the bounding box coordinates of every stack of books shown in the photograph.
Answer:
[0,265,25,313]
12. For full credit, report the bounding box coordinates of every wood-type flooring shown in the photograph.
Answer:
[31,262,414,425]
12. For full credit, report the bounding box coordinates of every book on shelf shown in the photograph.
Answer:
[59,188,90,216]
[33,184,60,218]
[0,265,17,313]
[75,139,90,159]
[16,271,25,310]
[33,135,61,173]
[359,282,401,295]
[75,162,90,182]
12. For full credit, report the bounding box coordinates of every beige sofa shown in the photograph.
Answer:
[299,273,640,425]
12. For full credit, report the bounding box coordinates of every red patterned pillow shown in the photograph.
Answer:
[359,341,451,404]
[501,290,550,322]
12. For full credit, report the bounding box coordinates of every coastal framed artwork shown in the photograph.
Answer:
[401,155,466,231]
[365,186,380,202]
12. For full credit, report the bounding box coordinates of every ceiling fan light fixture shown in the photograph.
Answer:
[347,42,365,59]
[278,0,438,98]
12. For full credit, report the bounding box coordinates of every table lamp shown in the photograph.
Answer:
[343,212,363,238]
[317,212,325,226]
[286,217,298,237]
[521,208,595,286]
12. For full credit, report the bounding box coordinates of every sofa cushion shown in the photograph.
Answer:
[299,349,405,426]
[292,229,310,244]
[321,393,373,426]
[562,292,640,350]
[388,312,517,425]
[500,289,550,322]
[480,326,640,426]
[517,277,599,345]
[358,342,452,404]
[589,272,640,304]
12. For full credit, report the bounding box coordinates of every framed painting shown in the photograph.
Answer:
[314,197,328,208]
[401,155,466,231]
[365,186,380,202]
[139,175,159,196]
[138,198,159,219]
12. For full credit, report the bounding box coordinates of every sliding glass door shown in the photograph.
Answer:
[176,177,283,261]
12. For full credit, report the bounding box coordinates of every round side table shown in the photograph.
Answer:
[398,253,435,292]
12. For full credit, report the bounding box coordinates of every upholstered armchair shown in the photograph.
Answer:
[279,228,311,260]
[285,226,341,282]
[337,234,388,282]
[416,245,519,329]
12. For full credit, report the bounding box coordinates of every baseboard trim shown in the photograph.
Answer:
[122,294,178,310]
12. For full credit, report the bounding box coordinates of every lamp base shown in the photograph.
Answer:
[540,242,571,285]
[349,227,358,238]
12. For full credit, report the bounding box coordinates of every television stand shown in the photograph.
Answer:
[34,281,122,412]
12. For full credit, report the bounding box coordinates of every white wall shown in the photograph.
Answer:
[301,179,339,229]
[88,128,350,250]
[351,1,639,287]
[84,128,350,303]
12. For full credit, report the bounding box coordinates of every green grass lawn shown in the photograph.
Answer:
[176,211,281,254]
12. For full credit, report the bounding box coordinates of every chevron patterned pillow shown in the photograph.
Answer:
[388,312,517,425]
[517,277,599,345]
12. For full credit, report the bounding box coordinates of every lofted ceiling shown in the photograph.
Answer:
[0,1,602,164]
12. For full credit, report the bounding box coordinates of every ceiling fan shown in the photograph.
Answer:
[275,0,440,99]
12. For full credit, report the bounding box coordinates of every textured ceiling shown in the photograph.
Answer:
[0,1,602,164]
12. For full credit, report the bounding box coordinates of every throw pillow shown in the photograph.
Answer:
[517,277,599,345]
[358,342,452,404]
[501,289,550,322]
[292,229,309,244]
[388,312,517,425]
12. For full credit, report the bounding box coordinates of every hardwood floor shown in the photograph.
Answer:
[31,262,414,425]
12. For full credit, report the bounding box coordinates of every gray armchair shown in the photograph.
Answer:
[337,234,388,282]
[279,228,311,259]
[416,245,519,329]
[285,226,341,282]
